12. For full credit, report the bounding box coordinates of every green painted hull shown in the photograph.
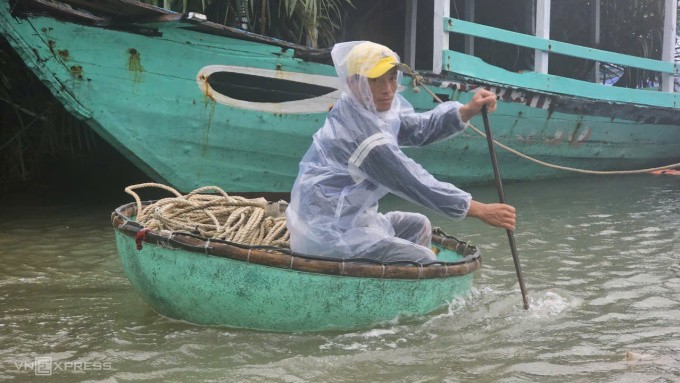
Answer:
[115,232,473,332]
[2,1,680,192]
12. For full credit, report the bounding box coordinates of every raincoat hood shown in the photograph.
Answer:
[332,41,404,114]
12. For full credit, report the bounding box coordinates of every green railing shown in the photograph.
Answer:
[433,17,680,107]
[442,18,678,77]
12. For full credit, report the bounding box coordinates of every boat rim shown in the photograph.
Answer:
[112,201,481,280]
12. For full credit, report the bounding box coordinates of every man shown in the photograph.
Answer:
[285,41,515,263]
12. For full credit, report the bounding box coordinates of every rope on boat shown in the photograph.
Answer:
[407,69,680,175]
[124,183,290,248]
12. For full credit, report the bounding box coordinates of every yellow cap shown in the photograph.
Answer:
[347,42,398,78]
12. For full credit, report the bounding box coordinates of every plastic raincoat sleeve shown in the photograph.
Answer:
[397,101,468,147]
[356,142,471,218]
[348,101,472,219]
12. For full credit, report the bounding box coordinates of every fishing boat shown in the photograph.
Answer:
[111,197,481,332]
[2,0,679,193]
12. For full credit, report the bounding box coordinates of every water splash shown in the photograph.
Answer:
[526,290,579,318]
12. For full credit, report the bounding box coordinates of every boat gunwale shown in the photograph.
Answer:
[8,0,333,63]
[112,202,481,280]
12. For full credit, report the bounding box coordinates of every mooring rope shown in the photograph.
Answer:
[124,183,290,248]
[407,69,680,175]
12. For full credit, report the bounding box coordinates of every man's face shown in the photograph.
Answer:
[368,67,398,112]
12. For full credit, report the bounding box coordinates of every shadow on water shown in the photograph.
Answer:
[0,137,166,208]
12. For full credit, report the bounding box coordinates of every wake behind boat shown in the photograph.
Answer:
[111,184,481,332]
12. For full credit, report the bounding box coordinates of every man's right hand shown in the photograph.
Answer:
[458,89,498,122]
[466,200,516,230]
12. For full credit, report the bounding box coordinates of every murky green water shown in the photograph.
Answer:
[1,174,679,382]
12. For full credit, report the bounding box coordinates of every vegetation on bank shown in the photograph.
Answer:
[139,0,354,48]
[0,38,97,191]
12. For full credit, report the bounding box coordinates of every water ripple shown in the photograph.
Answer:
[1,176,680,382]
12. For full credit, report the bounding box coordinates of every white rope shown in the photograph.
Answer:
[124,183,289,248]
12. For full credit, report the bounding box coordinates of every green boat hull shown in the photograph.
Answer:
[2,0,680,193]
[112,196,480,333]
[115,231,474,332]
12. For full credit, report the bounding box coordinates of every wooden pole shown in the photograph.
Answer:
[590,0,601,83]
[432,0,449,74]
[481,107,530,310]
[661,0,677,92]
[534,0,550,74]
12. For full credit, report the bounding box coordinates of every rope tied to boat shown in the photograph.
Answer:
[124,183,290,248]
[403,65,680,175]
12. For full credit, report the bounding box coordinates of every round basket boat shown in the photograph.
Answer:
[112,201,482,332]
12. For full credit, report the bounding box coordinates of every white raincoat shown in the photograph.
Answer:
[286,41,472,263]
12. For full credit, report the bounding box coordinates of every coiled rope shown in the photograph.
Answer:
[124,183,290,247]
[406,67,680,175]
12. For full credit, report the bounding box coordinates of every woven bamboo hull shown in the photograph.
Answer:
[113,203,481,332]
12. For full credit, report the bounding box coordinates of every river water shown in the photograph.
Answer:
[1,174,679,382]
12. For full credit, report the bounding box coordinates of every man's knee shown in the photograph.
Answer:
[359,238,437,263]
[385,212,431,246]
